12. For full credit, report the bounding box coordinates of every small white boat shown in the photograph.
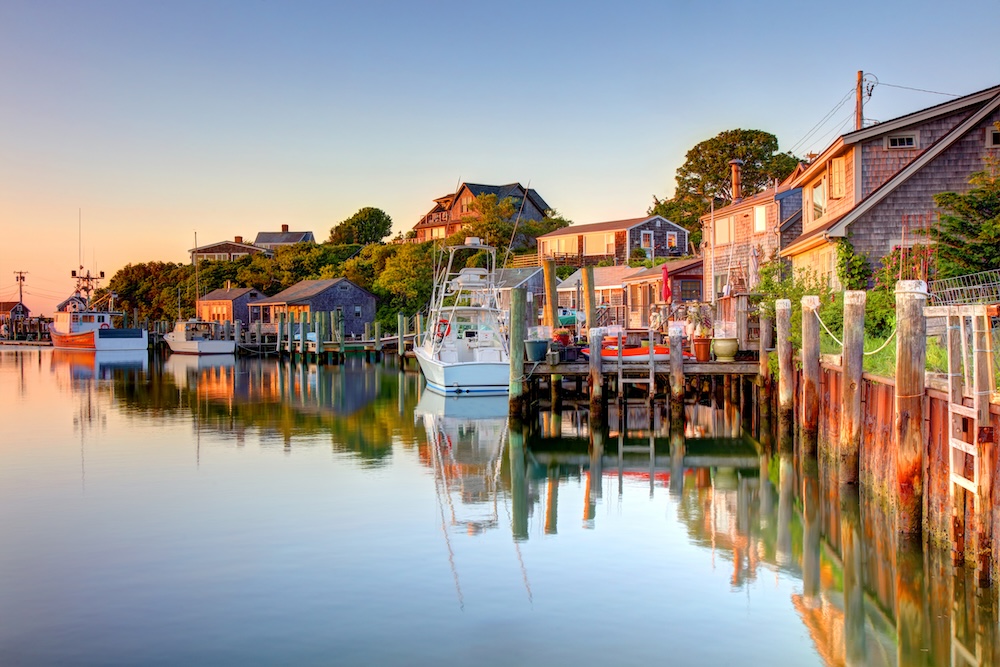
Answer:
[414,238,510,395]
[164,319,237,355]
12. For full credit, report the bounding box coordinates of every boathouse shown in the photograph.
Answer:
[248,278,375,337]
[198,286,263,324]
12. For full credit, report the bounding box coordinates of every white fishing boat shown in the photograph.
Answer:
[414,238,510,395]
[164,319,236,355]
[49,268,148,351]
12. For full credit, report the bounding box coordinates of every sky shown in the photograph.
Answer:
[2,0,998,315]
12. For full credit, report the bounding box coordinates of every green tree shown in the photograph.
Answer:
[652,129,800,245]
[926,156,1000,278]
[329,207,394,245]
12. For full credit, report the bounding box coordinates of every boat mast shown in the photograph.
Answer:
[194,231,199,320]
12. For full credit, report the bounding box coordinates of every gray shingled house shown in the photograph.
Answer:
[254,224,316,251]
[197,286,264,323]
[248,278,376,337]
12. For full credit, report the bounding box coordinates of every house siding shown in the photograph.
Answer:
[625,219,689,261]
[849,108,1000,265]
[299,283,377,337]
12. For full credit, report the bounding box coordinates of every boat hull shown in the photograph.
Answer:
[50,326,149,351]
[164,334,237,355]
[414,348,509,395]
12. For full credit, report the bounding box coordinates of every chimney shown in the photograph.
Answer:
[281,224,289,233]
[729,159,744,202]
[226,280,232,290]
[234,235,243,244]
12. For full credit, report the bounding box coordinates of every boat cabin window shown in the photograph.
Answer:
[82,315,95,323]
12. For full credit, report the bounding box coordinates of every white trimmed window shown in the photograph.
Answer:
[812,181,826,220]
[886,134,918,149]
[641,231,653,248]
[830,157,846,199]
[666,232,678,248]
[714,217,733,245]
[753,206,767,234]
[988,128,1000,148]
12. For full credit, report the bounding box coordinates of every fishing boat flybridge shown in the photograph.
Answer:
[414,237,510,394]
[49,268,149,351]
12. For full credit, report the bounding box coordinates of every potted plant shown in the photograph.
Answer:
[687,305,712,362]
[552,328,572,347]
[711,321,739,362]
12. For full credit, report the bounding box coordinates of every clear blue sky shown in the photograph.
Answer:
[2,0,997,313]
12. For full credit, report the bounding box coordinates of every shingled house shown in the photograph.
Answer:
[190,236,272,263]
[197,286,264,323]
[248,278,376,337]
[411,183,550,243]
[537,215,689,268]
[254,224,316,251]
[781,83,1000,288]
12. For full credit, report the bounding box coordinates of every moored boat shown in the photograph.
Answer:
[164,319,237,355]
[49,268,148,351]
[414,238,510,394]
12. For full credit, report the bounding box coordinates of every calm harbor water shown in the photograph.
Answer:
[1,348,996,666]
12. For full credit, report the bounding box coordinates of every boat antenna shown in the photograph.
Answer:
[502,180,531,270]
[78,208,82,273]
[194,231,199,319]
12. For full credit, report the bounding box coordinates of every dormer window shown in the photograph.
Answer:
[886,134,917,149]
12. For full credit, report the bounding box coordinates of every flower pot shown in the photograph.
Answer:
[693,337,711,362]
[524,340,548,362]
[553,333,571,347]
[712,337,739,362]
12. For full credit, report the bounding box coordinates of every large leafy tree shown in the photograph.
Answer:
[328,207,393,245]
[651,129,799,246]
[926,157,1000,278]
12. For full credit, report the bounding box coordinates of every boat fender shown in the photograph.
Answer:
[435,319,451,340]
[100,323,110,329]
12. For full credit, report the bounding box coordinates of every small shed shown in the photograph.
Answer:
[249,278,376,337]
[198,286,264,323]
[622,258,704,329]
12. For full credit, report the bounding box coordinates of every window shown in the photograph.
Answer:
[354,306,362,318]
[583,233,607,255]
[641,231,653,248]
[989,129,1000,148]
[666,232,678,248]
[886,134,917,149]
[753,206,767,234]
[830,157,846,199]
[714,217,732,245]
[680,280,701,302]
[812,181,826,220]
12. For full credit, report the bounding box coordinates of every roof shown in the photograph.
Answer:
[623,258,704,282]
[538,215,684,239]
[200,287,260,302]
[779,212,849,257]
[842,83,1000,144]
[495,267,543,289]
[556,265,643,291]
[190,240,265,253]
[0,301,28,313]
[462,183,550,214]
[254,278,374,305]
[253,231,315,245]
[699,182,800,221]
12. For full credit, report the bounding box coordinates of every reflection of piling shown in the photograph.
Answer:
[584,413,604,527]
[776,453,794,567]
[509,418,529,541]
[895,280,926,536]
[840,291,865,484]
[544,472,558,535]
[840,488,866,666]
[801,457,820,600]
[895,533,929,666]
[776,299,793,423]
[509,287,527,418]
[800,295,820,449]
[669,402,685,497]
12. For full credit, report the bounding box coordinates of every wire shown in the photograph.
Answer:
[874,81,960,98]
[787,87,856,155]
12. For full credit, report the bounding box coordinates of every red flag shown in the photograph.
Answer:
[661,264,672,303]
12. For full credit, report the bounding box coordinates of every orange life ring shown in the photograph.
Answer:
[100,323,110,329]
[435,318,451,339]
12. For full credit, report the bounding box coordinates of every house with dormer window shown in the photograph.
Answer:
[411,183,550,243]
[537,215,689,268]
[781,83,1000,287]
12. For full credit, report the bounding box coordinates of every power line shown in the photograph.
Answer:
[875,81,960,98]
[788,87,856,155]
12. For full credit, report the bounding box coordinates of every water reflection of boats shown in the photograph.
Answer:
[51,348,149,380]
[163,353,237,398]
[415,391,508,532]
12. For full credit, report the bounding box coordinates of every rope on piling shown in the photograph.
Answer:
[813,310,897,356]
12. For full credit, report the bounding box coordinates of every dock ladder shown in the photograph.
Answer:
[936,304,997,585]
[612,330,657,405]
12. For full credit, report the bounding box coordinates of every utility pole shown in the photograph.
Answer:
[856,70,864,130]
[13,271,27,305]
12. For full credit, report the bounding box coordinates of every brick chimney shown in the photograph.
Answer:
[281,224,289,233]
[729,159,744,202]
[234,235,243,244]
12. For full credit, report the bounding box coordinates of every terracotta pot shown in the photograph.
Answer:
[712,337,738,362]
[553,333,571,347]
[693,337,711,362]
